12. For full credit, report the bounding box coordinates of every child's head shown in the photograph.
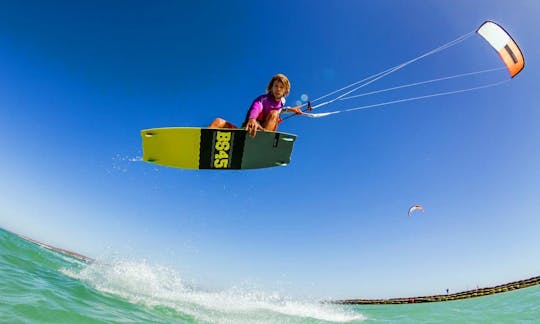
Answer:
[266,74,290,99]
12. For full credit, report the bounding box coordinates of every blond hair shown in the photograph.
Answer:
[266,74,290,97]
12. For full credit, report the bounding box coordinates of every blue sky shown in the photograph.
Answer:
[1,0,539,299]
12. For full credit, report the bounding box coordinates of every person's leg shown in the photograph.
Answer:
[209,118,226,128]
[209,118,237,129]
[262,110,280,131]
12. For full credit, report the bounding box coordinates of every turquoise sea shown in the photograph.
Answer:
[1,228,539,323]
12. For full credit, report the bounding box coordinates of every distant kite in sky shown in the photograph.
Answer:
[408,205,425,217]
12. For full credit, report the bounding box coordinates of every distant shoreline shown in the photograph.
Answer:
[332,276,540,304]
[4,227,538,304]
[3,228,94,263]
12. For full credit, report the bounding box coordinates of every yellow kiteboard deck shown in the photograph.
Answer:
[141,127,297,170]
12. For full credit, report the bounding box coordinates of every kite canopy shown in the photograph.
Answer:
[477,21,524,78]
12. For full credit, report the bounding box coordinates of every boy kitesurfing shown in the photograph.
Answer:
[209,74,303,137]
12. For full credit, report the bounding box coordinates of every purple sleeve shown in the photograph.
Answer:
[247,97,263,120]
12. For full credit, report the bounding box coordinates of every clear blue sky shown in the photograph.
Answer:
[1,1,539,299]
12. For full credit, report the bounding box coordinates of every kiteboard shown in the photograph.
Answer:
[141,127,297,170]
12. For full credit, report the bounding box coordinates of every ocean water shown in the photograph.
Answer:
[1,228,539,324]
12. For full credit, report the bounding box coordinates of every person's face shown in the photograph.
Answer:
[271,80,286,99]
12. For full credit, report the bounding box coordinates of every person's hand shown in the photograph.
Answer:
[245,119,264,137]
[289,106,303,115]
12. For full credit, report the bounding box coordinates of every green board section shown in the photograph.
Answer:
[141,127,296,170]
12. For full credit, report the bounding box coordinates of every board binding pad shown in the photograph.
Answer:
[141,127,296,170]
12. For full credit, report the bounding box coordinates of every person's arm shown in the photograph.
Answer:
[245,98,264,137]
[247,98,263,120]
[282,105,303,114]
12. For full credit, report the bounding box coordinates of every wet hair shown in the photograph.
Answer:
[266,74,290,97]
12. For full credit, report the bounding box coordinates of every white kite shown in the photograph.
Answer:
[408,205,425,217]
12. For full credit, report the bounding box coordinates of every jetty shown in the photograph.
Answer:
[334,275,540,304]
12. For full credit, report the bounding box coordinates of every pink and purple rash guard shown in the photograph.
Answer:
[244,94,286,123]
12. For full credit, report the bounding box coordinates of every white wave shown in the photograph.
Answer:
[61,257,365,323]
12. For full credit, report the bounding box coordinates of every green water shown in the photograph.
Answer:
[1,228,538,323]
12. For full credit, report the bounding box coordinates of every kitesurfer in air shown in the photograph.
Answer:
[209,73,303,137]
